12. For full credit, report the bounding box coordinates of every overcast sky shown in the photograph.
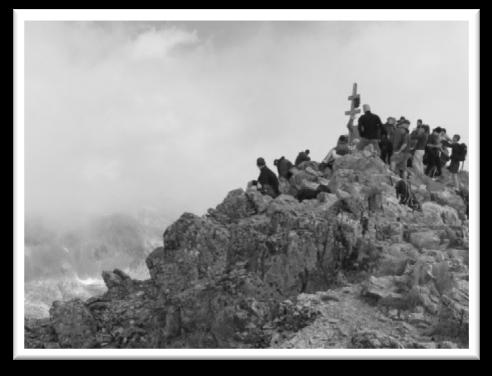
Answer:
[25,21,469,223]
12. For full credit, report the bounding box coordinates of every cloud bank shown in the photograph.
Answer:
[25,21,469,224]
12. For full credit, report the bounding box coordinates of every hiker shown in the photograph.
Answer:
[320,135,351,170]
[356,104,383,155]
[395,176,421,211]
[379,132,393,165]
[253,157,280,198]
[424,127,444,178]
[410,123,429,175]
[439,128,452,168]
[295,149,311,166]
[444,134,467,190]
[296,184,331,202]
[381,117,397,143]
[274,156,294,180]
[391,118,411,178]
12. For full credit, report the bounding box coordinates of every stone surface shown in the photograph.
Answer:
[25,152,469,349]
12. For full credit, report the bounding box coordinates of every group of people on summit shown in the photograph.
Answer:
[251,103,467,202]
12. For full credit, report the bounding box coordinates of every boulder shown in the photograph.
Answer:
[409,231,441,250]
[49,299,97,348]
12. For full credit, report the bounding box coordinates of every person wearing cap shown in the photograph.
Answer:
[391,119,411,178]
[253,157,280,198]
[381,116,397,143]
[295,149,311,166]
[356,104,383,155]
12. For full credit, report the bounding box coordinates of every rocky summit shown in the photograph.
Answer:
[25,152,469,349]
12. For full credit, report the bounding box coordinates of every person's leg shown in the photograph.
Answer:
[356,138,369,151]
[413,150,424,175]
[371,140,381,156]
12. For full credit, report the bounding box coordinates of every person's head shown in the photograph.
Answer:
[453,134,461,143]
[338,135,348,144]
[417,119,423,127]
[401,120,410,129]
[362,104,371,113]
[256,157,266,169]
[423,125,430,134]
[433,127,442,134]
[273,159,279,166]
[440,128,447,136]
[305,149,310,155]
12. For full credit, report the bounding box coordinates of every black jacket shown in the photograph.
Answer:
[295,152,311,166]
[358,111,382,139]
[258,166,280,195]
[276,157,294,179]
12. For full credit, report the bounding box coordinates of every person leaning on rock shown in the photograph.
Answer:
[252,157,280,198]
[295,149,311,166]
[274,156,294,180]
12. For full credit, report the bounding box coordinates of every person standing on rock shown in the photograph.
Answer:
[391,119,411,178]
[444,134,467,190]
[356,104,383,155]
[295,149,311,166]
[274,156,294,180]
[425,127,444,178]
[411,123,428,175]
[255,157,280,198]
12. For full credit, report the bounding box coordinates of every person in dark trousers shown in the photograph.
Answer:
[425,127,444,178]
[379,132,393,165]
[295,149,311,166]
[443,134,467,190]
[411,124,429,175]
[356,104,382,155]
[255,157,280,198]
[274,156,294,180]
[391,119,411,178]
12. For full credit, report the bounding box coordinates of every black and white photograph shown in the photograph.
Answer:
[13,9,479,359]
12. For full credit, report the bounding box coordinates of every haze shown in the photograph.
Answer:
[25,21,469,224]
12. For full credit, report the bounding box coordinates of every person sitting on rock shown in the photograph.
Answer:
[295,149,311,166]
[274,156,294,180]
[395,177,421,211]
[254,157,280,198]
[296,184,331,202]
[320,135,351,171]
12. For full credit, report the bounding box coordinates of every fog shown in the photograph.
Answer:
[25,21,469,224]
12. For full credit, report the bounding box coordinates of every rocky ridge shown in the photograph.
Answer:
[25,151,469,349]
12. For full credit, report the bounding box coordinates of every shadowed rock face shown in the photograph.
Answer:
[25,152,469,349]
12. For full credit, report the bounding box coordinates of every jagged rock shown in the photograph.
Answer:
[409,231,441,250]
[25,152,468,349]
[350,329,404,348]
[49,299,97,348]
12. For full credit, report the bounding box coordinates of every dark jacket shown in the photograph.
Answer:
[358,111,382,140]
[276,157,294,179]
[258,166,280,196]
[295,152,311,166]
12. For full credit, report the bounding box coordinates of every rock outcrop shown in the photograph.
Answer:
[25,152,469,349]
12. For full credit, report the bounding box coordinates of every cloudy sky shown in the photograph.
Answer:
[25,21,469,223]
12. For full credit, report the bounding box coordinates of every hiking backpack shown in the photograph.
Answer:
[454,143,468,162]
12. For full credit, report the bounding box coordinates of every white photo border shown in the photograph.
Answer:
[13,8,480,360]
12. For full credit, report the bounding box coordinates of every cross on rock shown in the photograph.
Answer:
[345,82,361,119]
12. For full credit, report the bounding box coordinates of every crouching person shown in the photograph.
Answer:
[254,157,280,198]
